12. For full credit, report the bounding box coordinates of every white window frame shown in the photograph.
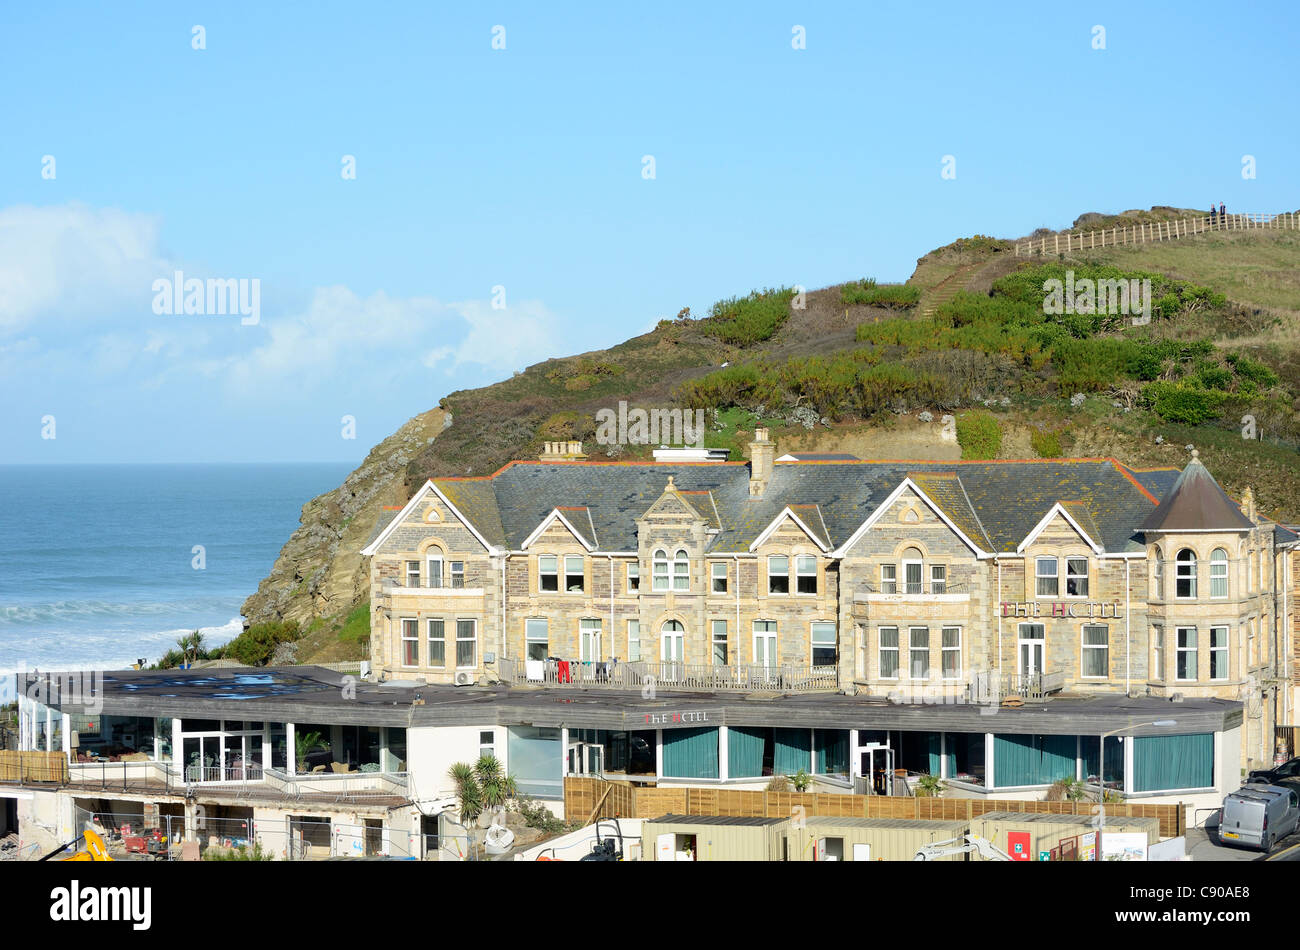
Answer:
[1174,550,1197,599]
[1210,549,1228,599]
[711,620,728,665]
[579,618,602,662]
[427,618,446,668]
[878,626,899,680]
[929,564,947,595]
[456,618,478,669]
[1035,557,1058,597]
[941,626,961,680]
[405,560,421,588]
[539,555,559,593]
[1081,624,1109,679]
[626,561,640,593]
[1151,624,1164,682]
[767,555,790,595]
[908,626,930,679]
[1153,552,1164,600]
[479,730,495,761]
[564,555,585,593]
[672,550,690,591]
[811,621,836,668]
[652,549,669,591]
[795,556,818,595]
[449,560,465,589]
[401,618,419,668]
[426,553,444,590]
[1209,625,1229,681]
[627,620,641,662]
[525,618,548,662]
[711,562,727,594]
[880,563,897,594]
[902,556,923,595]
[1175,626,1197,682]
[1065,557,1089,598]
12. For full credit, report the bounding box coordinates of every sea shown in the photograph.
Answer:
[0,463,354,698]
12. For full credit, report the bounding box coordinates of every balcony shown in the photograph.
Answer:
[969,670,1066,704]
[498,658,838,693]
[856,582,971,597]
[383,578,484,597]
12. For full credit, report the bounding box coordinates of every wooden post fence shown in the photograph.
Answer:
[1014,211,1298,257]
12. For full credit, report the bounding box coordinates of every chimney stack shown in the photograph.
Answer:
[749,427,775,496]
[1241,486,1256,521]
[539,440,587,462]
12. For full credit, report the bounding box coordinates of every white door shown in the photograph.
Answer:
[657,833,674,862]
[852,843,871,862]
[1018,624,1045,675]
[753,622,778,669]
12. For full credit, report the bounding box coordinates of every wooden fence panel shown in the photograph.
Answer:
[0,750,68,783]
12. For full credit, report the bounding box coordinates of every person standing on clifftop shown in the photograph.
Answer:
[1220,201,1227,222]
[1210,203,1217,223]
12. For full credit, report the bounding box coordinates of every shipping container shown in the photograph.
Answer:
[970,811,1161,861]
[787,816,971,862]
[642,814,788,861]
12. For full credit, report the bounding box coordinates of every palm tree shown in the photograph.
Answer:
[295,730,327,773]
[448,762,482,820]
[474,754,518,809]
[916,774,946,798]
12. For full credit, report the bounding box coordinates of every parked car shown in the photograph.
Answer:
[1218,784,1300,851]
[1247,756,1300,786]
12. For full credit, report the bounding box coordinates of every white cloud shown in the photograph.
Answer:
[0,203,167,334]
[424,298,557,373]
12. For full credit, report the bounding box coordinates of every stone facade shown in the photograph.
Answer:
[364,447,1297,772]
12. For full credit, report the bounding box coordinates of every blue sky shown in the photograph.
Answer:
[1,1,1296,463]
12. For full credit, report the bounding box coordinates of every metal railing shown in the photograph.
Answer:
[856,582,971,596]
[499,657,838,692]
[185,764,265,784]
[1014,211,1299,257]
[970,670,1066,702]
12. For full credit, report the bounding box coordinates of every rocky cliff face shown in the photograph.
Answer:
[240,407,448,628]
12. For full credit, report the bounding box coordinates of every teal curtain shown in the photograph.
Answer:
[662,727,719,779]
[1041,735,1077,784]
[1133,733,1213,791]
[994,734,1039,787]
[727,726,766,778]
[939,733,957,779]
[814,729,849,775]
[926,732,942,776]
[1083,736,1125,786]
[774,728,811,775]
[994,734,1079,787]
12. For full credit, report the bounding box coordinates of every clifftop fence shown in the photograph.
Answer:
[564,776,1185,838]
[1015,211,1298,257]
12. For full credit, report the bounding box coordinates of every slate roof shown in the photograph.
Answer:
[409,456,1211,556]
[1140,453,1254,533]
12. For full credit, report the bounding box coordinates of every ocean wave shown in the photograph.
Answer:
[0,617,243,675]
[0,598,241,626]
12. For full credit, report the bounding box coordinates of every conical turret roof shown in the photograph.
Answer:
[1140,451,1253,532]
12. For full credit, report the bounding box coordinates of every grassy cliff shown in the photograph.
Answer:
[244,206,1300,663]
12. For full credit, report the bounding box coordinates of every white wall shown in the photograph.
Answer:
[406,723,498,804]
[514,819,644,861]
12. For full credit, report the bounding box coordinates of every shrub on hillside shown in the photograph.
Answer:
[699,287,797,346]
[955,412,1002,459]
[217,620,302,667]
[841,281,921,309]
[1030,428,1063,458]
[1141,383,1229,425]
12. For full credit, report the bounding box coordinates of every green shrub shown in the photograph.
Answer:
[1030,428,1063,458]
[841,281,921,309]
[338,602,370,644]
[1142,383,1229,424]
[218,620,302,667]
[956,412,1002,459]
[699,287,797,346]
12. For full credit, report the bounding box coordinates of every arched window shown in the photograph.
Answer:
[1210,548,1229,599]
[1175,549,1197,599]
[652,549,669,591]
[901,547,924,595]
[1152,546,1164,599]
[672,549,690,591]
[660,619,685,662]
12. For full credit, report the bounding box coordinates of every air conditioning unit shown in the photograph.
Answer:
[454,671,475,687]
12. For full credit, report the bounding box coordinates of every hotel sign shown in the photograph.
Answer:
[644,710,710,726]
[1000,601,1123,619]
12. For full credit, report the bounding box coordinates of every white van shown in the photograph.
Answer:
[1218,784,1300,852]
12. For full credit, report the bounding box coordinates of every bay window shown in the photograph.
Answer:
[1175,549,1197,599]
[1175,627,1197,681]
[1210,626,1228,680]
[427,619,446,667]
[1210,549,1228,598]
